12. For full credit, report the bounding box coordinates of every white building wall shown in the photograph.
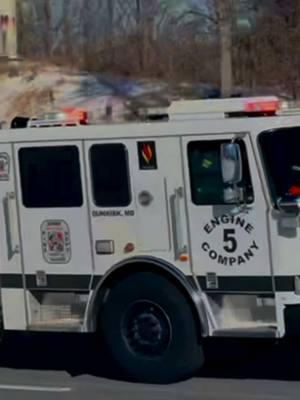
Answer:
[0,0,17,58]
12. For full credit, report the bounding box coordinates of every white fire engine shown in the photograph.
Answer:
[1,96,300,383]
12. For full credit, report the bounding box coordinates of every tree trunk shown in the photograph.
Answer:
[43,0,53,58]
[136,0,145,72]
[218,0,233,97]
[107,0,114,65]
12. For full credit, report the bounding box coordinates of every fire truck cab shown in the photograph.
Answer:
[1,96,300,383]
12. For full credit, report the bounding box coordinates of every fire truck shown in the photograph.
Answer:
[1,96,300,383]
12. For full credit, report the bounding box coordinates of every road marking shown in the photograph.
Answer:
[0,384,71,392]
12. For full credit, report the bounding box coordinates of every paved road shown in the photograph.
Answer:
[0,333,300,399]
[1,369,300,400]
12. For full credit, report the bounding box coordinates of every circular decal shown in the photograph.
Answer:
[201,214,259,267]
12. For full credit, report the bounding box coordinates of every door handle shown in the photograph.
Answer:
[4,192,20,259]
[170,187,187,260]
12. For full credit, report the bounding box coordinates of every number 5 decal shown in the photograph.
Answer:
[223,229,237,253]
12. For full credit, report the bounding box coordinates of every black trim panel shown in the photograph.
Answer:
[275,276,295,292]
[0,274,94,290]
[197,275,298,293]
[0,274,24,289]
[0,274,297,292]
[197,276,273,292]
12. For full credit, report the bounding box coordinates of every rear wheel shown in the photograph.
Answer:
[98,271,204,383]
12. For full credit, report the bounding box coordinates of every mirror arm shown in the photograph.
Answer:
[277,197,300,216]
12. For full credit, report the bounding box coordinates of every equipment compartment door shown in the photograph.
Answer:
[14,141,93,291]
[85,137,190,277]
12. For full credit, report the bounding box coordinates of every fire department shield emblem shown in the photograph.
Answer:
[41,220,71,264]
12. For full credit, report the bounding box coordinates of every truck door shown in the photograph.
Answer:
[258,126,300,336]
[182,134,273,293]
[0,144,27,329]
[14,142,93,291]
[85,137,190,279]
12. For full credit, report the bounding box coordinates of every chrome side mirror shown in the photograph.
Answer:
[221,143,243,204]
[221,143,242,184]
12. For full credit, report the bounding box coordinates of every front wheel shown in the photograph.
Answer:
[98,271,204,383]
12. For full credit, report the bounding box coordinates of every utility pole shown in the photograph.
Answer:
[43,0,52,58]
[136,0,145,71]
[136,0,141,25]
[107,0,114,65]
[135,0,156,72]
[0,0,17,58]
[218,0,233,97]
[107,0,114,37]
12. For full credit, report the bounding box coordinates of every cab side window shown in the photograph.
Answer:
[188,140,254,205]
[90,143,131,207]
[19,146,83,208]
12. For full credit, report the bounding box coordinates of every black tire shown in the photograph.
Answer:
[98,271,204,383]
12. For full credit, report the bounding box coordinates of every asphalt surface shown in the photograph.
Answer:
[1,333,300,399]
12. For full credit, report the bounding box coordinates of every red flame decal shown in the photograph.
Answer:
[142,144,153,164]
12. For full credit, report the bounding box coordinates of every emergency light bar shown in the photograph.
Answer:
[168,96,281,120]
[11,96,291,130]
[27,108,88,128]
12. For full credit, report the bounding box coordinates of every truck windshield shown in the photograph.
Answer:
[259,127,300,203]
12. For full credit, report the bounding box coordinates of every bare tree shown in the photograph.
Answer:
[18,0,300,100]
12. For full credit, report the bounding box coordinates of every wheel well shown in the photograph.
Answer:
[87,260,207,340]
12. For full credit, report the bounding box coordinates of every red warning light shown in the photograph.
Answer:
[244,99,280,115]
[62,108,88,125]
[289,185,300,197]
